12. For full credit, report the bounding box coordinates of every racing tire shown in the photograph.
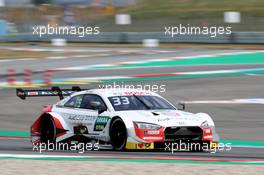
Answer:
[40,116,56,144]
[110,118,127,151]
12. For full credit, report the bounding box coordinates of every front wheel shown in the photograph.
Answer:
[109,118,127,151]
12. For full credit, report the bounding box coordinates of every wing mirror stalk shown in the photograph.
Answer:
[90,101,107,114]
[177,102,185,111]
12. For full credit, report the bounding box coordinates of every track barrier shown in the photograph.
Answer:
[43,70,53,86]
[7,69,16,85]
[6,69,53,86]
[24,69,32,85]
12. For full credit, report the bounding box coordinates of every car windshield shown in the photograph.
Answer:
[108,95,175,111]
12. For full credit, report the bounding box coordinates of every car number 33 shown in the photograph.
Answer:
[112,97,130,106]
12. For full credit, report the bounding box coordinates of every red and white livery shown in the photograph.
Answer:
[17,87,219,151]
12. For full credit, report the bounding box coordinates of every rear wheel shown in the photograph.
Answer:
[40,116,56,143]
[110,118,127,151]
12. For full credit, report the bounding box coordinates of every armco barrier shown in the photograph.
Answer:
[1,32,264,44]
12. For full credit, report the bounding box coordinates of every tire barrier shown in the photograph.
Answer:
[6,69,53,86]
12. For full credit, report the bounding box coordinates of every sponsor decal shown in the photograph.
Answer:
[17,91,25,96]
[89,135,108,141]
[94,116,110,131]
[123,91,149,95]
[40,91,73,96]
[41,91,57,95]
[27,91,39,96]
[177,121,186,125]
[157,117,171,122]
[202,128,213,141]
[68,114,97,122]
[125,142,154,150]
[145,130,160,135]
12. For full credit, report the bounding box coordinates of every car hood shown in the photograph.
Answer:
[115,110,209,127]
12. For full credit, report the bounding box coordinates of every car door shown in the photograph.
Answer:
[55,94,99,135]
[80,94,110,134]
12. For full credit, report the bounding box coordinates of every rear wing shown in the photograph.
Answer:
[16,86,86,100]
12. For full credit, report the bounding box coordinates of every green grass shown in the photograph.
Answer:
[118,0,264,19]
[4,0,264,32]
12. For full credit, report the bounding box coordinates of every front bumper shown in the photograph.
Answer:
[127,125,219,151]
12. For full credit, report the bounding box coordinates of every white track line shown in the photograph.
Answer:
[1,50,263,64]
[0,153,93,158]
[184,99,264,104]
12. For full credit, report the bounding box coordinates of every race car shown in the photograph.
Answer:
[17,86,219,151]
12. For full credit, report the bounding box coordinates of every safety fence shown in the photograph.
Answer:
[1,32,264,44]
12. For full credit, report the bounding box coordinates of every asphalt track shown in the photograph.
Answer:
[0,47,263,163]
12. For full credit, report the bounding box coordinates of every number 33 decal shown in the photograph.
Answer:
[112,97,130,105]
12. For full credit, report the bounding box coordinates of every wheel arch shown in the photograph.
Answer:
[109,116,127,133]
[31,112,66,143]
[109,116,122,126]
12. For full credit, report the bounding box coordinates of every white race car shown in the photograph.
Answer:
[17,86,219,151]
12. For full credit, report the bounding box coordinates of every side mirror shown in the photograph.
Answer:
[176,102,185,111]
[90,101,107,114]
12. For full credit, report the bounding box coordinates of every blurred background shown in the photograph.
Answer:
[0,0,264,43]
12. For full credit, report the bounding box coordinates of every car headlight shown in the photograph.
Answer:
[134,122,161,130]
[201,121,209,127]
